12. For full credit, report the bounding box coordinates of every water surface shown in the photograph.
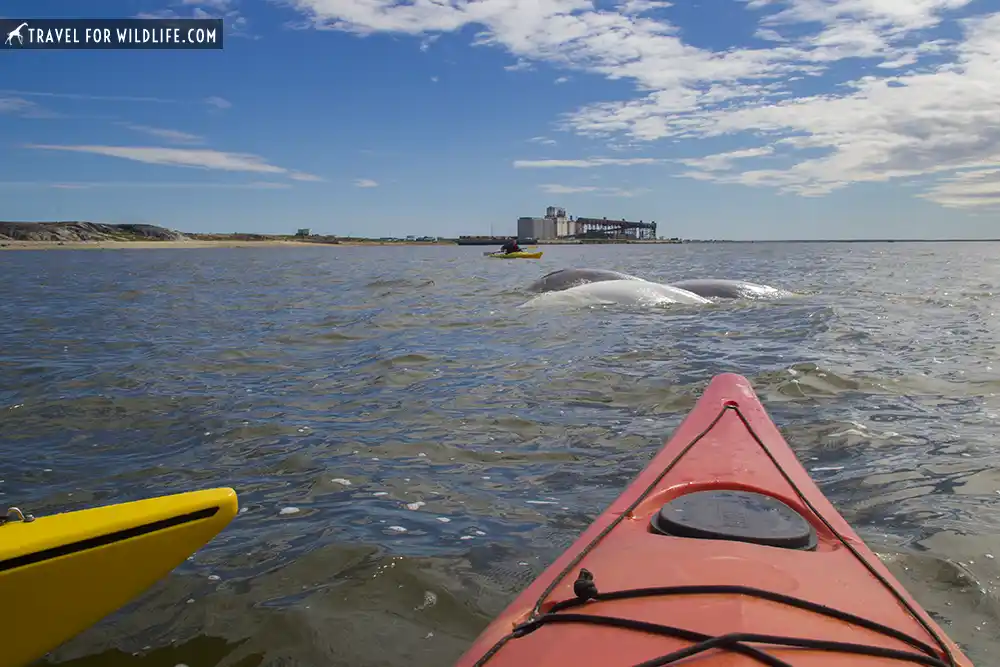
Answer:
[2,242,999,666]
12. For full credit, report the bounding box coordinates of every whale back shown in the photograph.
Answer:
[671,279,793,300]
[529,268,643,293]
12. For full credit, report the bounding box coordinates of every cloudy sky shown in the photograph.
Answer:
[3,0,1000,239]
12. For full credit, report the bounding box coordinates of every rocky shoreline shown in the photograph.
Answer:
[0,221,188,244]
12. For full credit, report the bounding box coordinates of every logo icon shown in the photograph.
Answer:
[5,22,28,47]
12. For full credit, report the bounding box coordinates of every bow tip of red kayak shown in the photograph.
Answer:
[700,372,765,407]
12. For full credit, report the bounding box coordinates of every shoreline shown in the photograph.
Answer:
[0,240,456,250]
[5,238,989,251]
[0,240,322,250]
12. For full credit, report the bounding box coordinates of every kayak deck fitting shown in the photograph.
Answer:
[0,487,238,667]
[456,373,972,666]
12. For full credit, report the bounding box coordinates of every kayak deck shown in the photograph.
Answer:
[456,374,970,666]
[0,487,238,667]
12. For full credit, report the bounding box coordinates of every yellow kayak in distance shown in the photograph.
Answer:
[0,487,238,667]
[485,251,544,259]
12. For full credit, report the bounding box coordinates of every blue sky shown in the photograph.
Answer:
[2,0,1000,240]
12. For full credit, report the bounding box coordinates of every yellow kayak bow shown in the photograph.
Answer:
[485,251,544,259]
[0,487,238,667]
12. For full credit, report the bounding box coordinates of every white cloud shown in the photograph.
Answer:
[0,181,290,189]
[123,124,204,145]
[754,28,787,43]
[527,136,558,145]
[205,96,232,110]
[283,0,1000,208]
[514,157,661,168]
[540,183,644,196]
[25,144,321,181]
[354,178,379,187]
[554,76,570,84]
[0,97,57,118]
[290,171,326,181]
[750,0,971,33]
[620,0,672,15]
[505,59,533,71]
[606,141,644,153]
[541,184,599,193]
[600,188,645,197]
[140,1,254,38]
[27,145,280,172]
[661,14,1000,198]
[136,10,182,19]
[0,90,172,103]
[920,168,1000,208]
[181,0,233,8]
[675,146,774,171]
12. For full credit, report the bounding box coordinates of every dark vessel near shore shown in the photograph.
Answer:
[455,235,511,246]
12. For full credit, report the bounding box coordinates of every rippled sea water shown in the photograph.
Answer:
[3,242,1000,666]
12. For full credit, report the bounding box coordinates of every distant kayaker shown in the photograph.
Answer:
[499,238,521,254]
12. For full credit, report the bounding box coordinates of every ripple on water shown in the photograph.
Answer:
[1,243,1000,666]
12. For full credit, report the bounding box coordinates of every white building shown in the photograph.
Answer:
[517,206,578,240]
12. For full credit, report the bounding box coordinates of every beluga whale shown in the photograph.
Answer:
[521,279,711,309]
[527,268,792,301]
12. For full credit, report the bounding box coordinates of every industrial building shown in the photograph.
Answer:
[517,206,657,241]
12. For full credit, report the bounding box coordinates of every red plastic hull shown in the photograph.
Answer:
[455,373,971,666]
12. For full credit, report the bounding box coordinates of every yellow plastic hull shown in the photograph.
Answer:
[486,251,544,259]
[0,487,238,667]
